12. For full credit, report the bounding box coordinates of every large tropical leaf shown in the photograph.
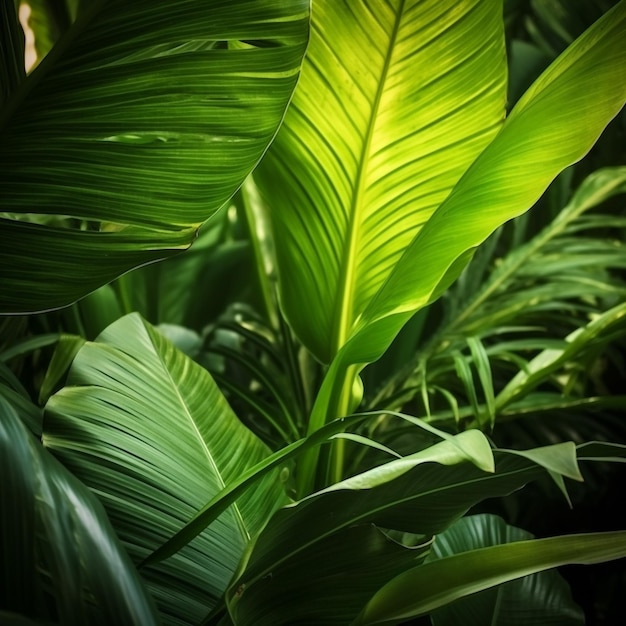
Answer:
[223,440,620,625]
[252,0,507,364]
[0,384,159,625]
[340,0,626,368]
[427,514,584,626]
[43,313,286,624]
[0,0,309,313]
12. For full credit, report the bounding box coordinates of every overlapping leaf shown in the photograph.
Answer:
[1,386,158,625]
[223,439,602,625]
[0,0,309,313]
[44,313,286,624]
[343,1,626,367]
[355,527,626,625]
[253,0,507,363]
[427,514,584,626]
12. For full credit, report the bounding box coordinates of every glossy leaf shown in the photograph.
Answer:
[1,387,158,625]
[44,313,286,623]
[224,440,590,624]
[145,411,457,565]
[339,0,626,367]
[354,529,626,625]
[0,0,309,313]
[427,514,584,626]
[253,0,507,363]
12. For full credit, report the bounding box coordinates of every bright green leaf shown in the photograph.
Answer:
[254,0,507,363]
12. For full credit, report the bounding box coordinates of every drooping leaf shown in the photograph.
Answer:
[354,528,626,625]
[0,0,309,313]
[253,0,507,364]
[0,387,158,625]
[224,440,594,625]
[427,514,584,626]
[44,313,286,624]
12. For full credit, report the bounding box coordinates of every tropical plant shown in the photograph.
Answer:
[2,1,626,625]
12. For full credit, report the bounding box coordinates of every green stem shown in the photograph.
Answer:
[296,359,358,497]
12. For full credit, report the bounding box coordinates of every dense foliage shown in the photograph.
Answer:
[1,1,626,624]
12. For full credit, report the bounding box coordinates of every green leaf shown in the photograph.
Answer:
[0,0,309,314]
[145,411,455,566]
[44,313,286,623]
[427,514,584,626]
[224,440,587,625]
[227,523,432,626]
[0,363,43,435]
[340,1,626,367]
[1,387,158,625]
[354,528,626,625]
[495,301,626,410]
[253,0,507,363]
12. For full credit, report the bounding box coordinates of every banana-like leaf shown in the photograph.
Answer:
[342,1,626,367]
[224,440,598,624]
[0,0,309,314]
[427,514,584,626]
[0,386,159,625]
[145,411,465,565]
[253,0,507,364]
[354,528,626,625]
[43,313,286,624]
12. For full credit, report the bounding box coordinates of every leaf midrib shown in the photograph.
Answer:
[332,1,406,355]
[147,326,251,544]
[237,461,540,591]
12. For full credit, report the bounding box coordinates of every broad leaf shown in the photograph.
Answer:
[427,514,584,626]
[341,1,626,367]
[253,0,507,364]
[1,387,158,625]
[354,529,626,625]
[145,411,465,566]
[224,440,593,624]
[224,523,432,626]
[44,313,286,624]
[0,0,309,313]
